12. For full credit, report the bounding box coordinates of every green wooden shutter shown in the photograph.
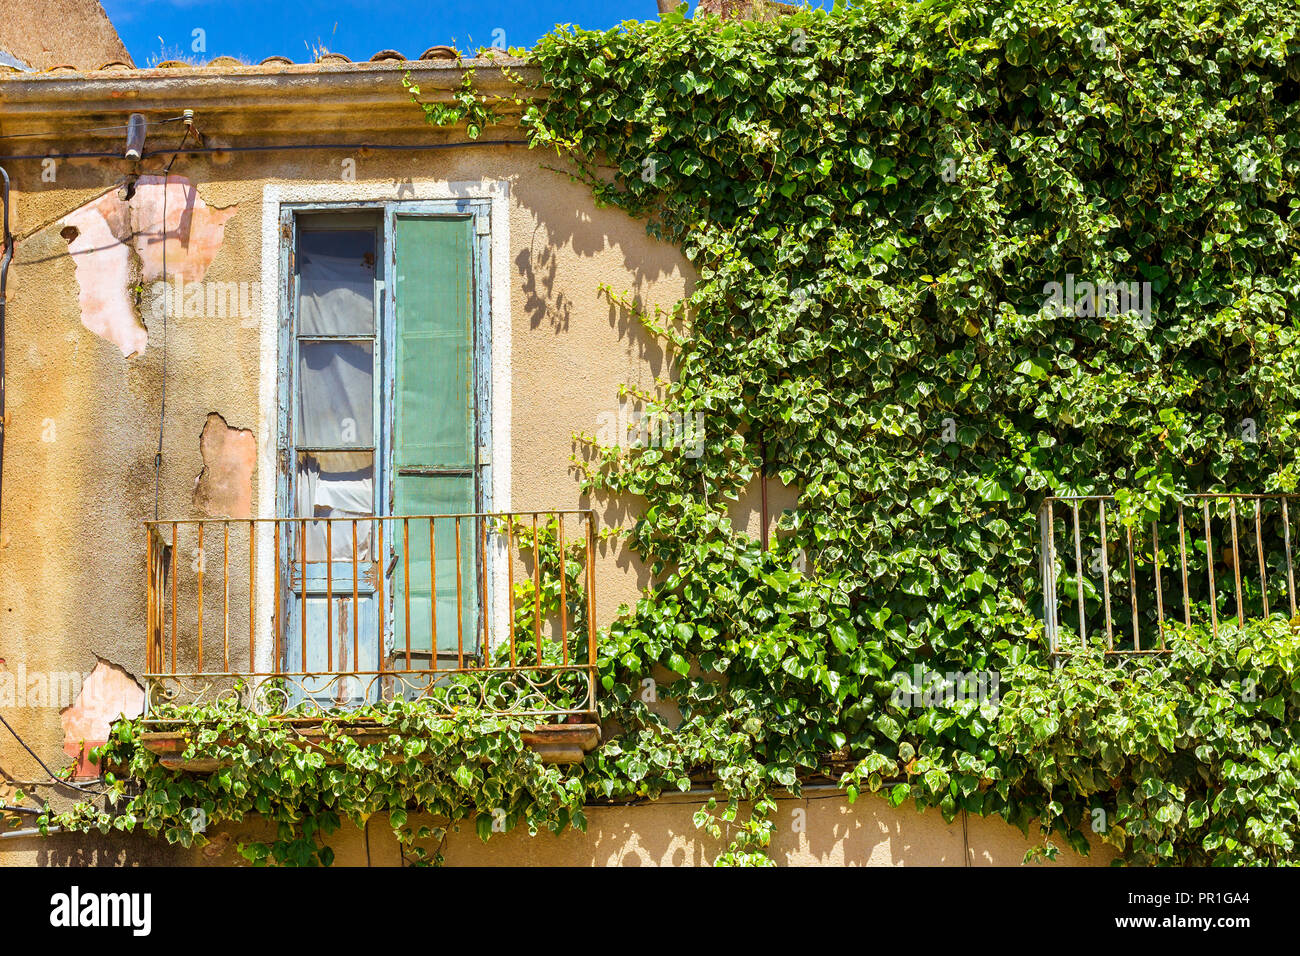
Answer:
[393,216,478,658]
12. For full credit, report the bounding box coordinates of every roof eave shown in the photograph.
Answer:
[0,58,545,145]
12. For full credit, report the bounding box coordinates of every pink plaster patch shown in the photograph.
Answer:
[193,412,257,518]
[61,659,145,779]
[60,205,140,357]
[59,176,237,357]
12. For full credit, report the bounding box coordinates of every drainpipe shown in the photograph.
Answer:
[0,826,62,840]
[0,164,10,536]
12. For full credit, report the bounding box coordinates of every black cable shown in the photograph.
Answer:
[0,712,104,794]
[0,115,187,141]
[0,164,10,540]
[0,711,59,779]
[0,139,528,163]
[153,126,191,520]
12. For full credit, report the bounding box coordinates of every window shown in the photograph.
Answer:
[276,203,492,702]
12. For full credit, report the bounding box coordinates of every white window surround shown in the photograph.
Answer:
[254,180,513,675]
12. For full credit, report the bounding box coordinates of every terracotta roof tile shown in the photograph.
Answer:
[15,46,489,76]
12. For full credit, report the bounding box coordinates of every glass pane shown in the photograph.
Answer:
[394,475,478,656]
[297,341,374,447]
[298,229,376,335]
[291,593,380,704]
[394,216,475,469]
[295,451,374,562]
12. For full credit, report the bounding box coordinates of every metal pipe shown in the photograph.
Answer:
[1126,524,1140,651]
[1152,520,1165,649]
[0,826,62,840]
[1285,498,1296,617]
[1178,503,1191,627]
[1230,498,1244,626]
[1205,501,1218,638]
[0,139,529,164]
[1072,503,1085,647]
[1099,500,1113,649]
[558,513,568,665]
[0,164,11,536]
[506,516,515,667]
[1255,502,1269,618]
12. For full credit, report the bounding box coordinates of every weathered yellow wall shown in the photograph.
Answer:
[0,76,1093,866]
[3,793,1117,866]
[0,142,679,751]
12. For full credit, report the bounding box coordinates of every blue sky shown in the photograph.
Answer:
[101,0,686,66]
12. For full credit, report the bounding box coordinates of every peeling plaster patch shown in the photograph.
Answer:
[60,200,139,356]
[58,175,237,358]
[193,413,256,518]
[60,659,145,779]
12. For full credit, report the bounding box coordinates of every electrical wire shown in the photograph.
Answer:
[0,711,60,780]
[0,139,528,163]
[0,115,187,141]
[0,712,105,794]
[153,125,191,519]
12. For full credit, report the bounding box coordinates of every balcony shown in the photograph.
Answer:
[1039,494,1300,655]
[141,510,599,764]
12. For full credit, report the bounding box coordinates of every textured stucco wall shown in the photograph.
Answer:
[1,793,1117,867]
[0,142,682,840]
[0,120,1089,866]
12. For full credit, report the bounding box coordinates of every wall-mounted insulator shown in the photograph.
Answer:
[181,109,204,147]
[124,113,147,161]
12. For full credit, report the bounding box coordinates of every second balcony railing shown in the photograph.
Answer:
[1040,494,1300,655]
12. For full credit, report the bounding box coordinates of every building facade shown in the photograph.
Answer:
[0,48,1108,866]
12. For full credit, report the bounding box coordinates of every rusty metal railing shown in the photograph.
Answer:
[1040,494,1299,655]
[144,511,597,718]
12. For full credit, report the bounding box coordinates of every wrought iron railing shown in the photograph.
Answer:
[144,511,597,718]
[1039,494,1299,655]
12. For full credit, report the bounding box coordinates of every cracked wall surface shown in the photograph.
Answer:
[192,413,256,518]
[59,659,144,779]
[58,175,237,357]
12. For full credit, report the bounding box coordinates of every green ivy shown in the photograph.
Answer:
[525,0,1300,865]
[403,68,504,140]
[41,0,1300,866]
[53,701,587,867]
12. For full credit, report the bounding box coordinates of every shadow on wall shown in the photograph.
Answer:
[0,793,1117,867]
